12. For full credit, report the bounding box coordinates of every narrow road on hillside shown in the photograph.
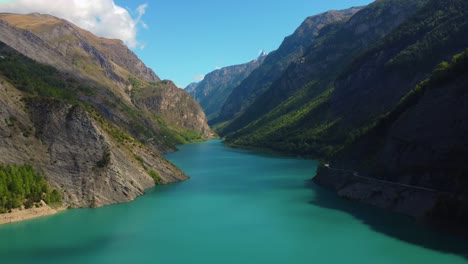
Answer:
[323,164,447,193]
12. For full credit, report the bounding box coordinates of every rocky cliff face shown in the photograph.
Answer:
[188,54,266,121]
[0,13,212,148]
[0,77,187,207]
[134,80,213,139]
[0,13,211,208]
[214,7,362,127]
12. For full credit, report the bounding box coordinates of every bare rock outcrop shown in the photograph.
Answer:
[134,80,213,139]
[0,79,187,207]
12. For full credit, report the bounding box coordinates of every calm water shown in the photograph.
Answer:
[0,140,467,263]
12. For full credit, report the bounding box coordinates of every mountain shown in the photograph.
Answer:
[218,0,468,223]
[313,0,468,222]
[0,12,212,146]
[314,49,468,223]
[187,53,267,121]
[0,13,159,91]
[185,82,199,93]
[213,7,362,127]
[222,0,431,153]
[0,13,212,209]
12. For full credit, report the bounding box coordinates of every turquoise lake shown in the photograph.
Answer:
[0,140,467,263]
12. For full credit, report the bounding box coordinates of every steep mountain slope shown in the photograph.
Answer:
[213,7,362,126]
[0,50,185,207]
[0,13,212,149]
[188,53,266,121]
[133,80,213,141]
[0,14,212,208]
[0,13,159,82]
[330,0,468,127]
[0,13,157,106]
[314,49,468,223]
[223,0,429,136]
[224,0,452,155]
[218,0,468,222]
[185,82,199,93]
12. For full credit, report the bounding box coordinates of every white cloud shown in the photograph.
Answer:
[193,74,205,81]
[0,0,148,49]
[136,3,147,17]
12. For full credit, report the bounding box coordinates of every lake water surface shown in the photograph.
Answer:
[0,140,467,263]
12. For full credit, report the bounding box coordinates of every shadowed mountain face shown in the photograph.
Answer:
[213,7,362,126]
[0,13,212,208]
[215,0,468,223]
[185,82,199,93]
[222,0,431,152]
[314,49,468,224]
[187,53,267,122]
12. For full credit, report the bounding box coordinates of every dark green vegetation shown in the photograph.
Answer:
[212,7,362,126]
[221,0,430,148]
[361,49,468,147]
[334,48,468,169]
[219,0,467,158]
[0,42,94,103]
[134,155,162,184]
[148,170,162,184]
[0,164,61,213]
[317,48,468,222]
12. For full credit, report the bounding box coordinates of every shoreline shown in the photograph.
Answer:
[0,201,67,225]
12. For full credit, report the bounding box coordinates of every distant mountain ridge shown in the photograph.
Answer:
[213,7,363,127]
[187,52,267,121]
[185,82,199,93]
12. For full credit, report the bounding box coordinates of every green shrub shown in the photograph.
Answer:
[0,164,62,212]
[134,155,147,170]
[44,189,62,205]
[148,170,162,184]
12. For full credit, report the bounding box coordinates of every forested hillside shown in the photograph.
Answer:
[213,7,362,127]
[222,0,467,158]
[314,49,468,222]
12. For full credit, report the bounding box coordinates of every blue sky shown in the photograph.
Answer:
[115,0,374,88]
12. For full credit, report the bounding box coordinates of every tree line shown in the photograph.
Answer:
[0,164,61,213]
